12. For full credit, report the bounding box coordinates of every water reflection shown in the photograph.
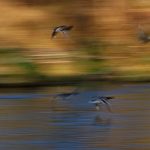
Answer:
[94,114,112,126]
[0,82,149,150]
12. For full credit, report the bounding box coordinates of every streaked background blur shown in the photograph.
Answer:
[0,0,150,83]
[0,2,150,149]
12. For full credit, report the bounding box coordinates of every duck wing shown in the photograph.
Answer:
[101,98,112,112]
[65,25,73,31]
[51,30,57,39]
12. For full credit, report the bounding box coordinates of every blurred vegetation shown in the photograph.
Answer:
[0,0,150,83]
[0,47,45,83]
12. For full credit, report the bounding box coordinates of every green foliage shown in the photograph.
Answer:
[78,38,104,56]
[0,47,42,79]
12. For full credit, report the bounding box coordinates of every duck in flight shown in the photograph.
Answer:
[89,96,114,112]
[138,25,150,43]
[54,89,79,100]
[51,25,73,39]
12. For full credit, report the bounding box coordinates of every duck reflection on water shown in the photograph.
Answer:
[94,114,112,126]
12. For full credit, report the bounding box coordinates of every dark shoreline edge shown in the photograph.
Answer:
[0,74,150,88]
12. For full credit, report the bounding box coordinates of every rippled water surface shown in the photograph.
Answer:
[0,82,149,150]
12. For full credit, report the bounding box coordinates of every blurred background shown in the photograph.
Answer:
[0,0,150,83]
[0,1,150,149]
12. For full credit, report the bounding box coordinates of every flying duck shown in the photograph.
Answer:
[138,25,150,43]
[51,25,73,39]
[54,89,79,100]
[89,96,114,111]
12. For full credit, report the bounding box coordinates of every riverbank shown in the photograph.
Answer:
[0,74,150,88]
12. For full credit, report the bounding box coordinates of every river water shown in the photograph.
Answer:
[0,82,149,150]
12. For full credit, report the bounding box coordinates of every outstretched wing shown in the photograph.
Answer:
[102,99,111,112]
[65,25,73,31]
[51,30,57,39]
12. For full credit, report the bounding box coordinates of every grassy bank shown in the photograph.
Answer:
[0,47,150,87]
